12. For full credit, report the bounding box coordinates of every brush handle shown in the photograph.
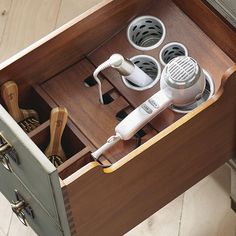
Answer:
[1,81,24,122]
[45,107,68,161]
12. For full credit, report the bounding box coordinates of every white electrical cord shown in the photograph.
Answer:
[93,61,111,104]
[93,54,127,104]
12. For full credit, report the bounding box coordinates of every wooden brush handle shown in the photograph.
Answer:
[1,81,24,122]
[45,107,68,161]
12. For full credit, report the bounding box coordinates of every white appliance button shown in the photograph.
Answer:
[140,103,153,114]
[148,98,159,108]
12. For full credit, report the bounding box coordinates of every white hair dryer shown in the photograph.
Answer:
[92,56,206,160]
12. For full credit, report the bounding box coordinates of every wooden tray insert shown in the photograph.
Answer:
[1,0,233,171]
[28,85,98,178]
[41,59,157,163]
[40,0,233,164]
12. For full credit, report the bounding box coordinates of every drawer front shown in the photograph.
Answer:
[0,105,68,230]
[0,163,64,236]
[61,67,236,236]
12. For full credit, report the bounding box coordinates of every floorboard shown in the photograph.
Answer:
[0,0,12,45]
[0,0,61,63]
[56,0,103,27]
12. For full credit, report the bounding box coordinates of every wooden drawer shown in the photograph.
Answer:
[0,0,235,235]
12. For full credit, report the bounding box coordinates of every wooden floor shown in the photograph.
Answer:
[0,0,103,63]
[0,1,235,235]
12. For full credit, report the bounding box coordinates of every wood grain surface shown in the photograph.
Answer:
[0,0,153,104]
[0,0,11,46]
[44,107,68,163]
[62,65,236,236]
[0,0,61,63]
[41,59,157,163]
[1,81,40,126]
[40,0,233,163]
[0,0,110,64]
[56,0,103,27]
[173,0,236,62]
[0,0,234,235]
[1,81,24,122]
[31,84,103,170]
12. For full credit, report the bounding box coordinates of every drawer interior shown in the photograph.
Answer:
[0,0,233,178]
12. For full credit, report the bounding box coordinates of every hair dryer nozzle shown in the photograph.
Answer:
[161,56,206,106]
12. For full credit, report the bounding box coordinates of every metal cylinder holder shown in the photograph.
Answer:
[127,16,166,51]
[159,42,188,66]
[171,69,215,113]
[122,55,161,91]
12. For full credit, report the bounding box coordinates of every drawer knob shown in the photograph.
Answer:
[11,190,34,226]
[11,200,28,226]
[0,133,20,172]
[0,152,12,172]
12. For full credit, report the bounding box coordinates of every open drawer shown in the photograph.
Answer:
[0,0,235,235]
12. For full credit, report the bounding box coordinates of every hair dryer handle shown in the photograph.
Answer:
[115,90,172,140]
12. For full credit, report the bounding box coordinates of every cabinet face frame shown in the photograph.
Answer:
[0,0,235,235]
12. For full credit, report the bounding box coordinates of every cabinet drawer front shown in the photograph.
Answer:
[61,67,236,236]
[0,164,64,236]
[0,105,65,226]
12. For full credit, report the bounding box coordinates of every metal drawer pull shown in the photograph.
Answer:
[11,190,34,226]
[0,154,11,172]
[0,133,19,172]
[11,199,28,226]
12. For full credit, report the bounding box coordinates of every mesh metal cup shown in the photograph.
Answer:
[122,55,161,91]
[159,42,188,66]
[127,16,166,51]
